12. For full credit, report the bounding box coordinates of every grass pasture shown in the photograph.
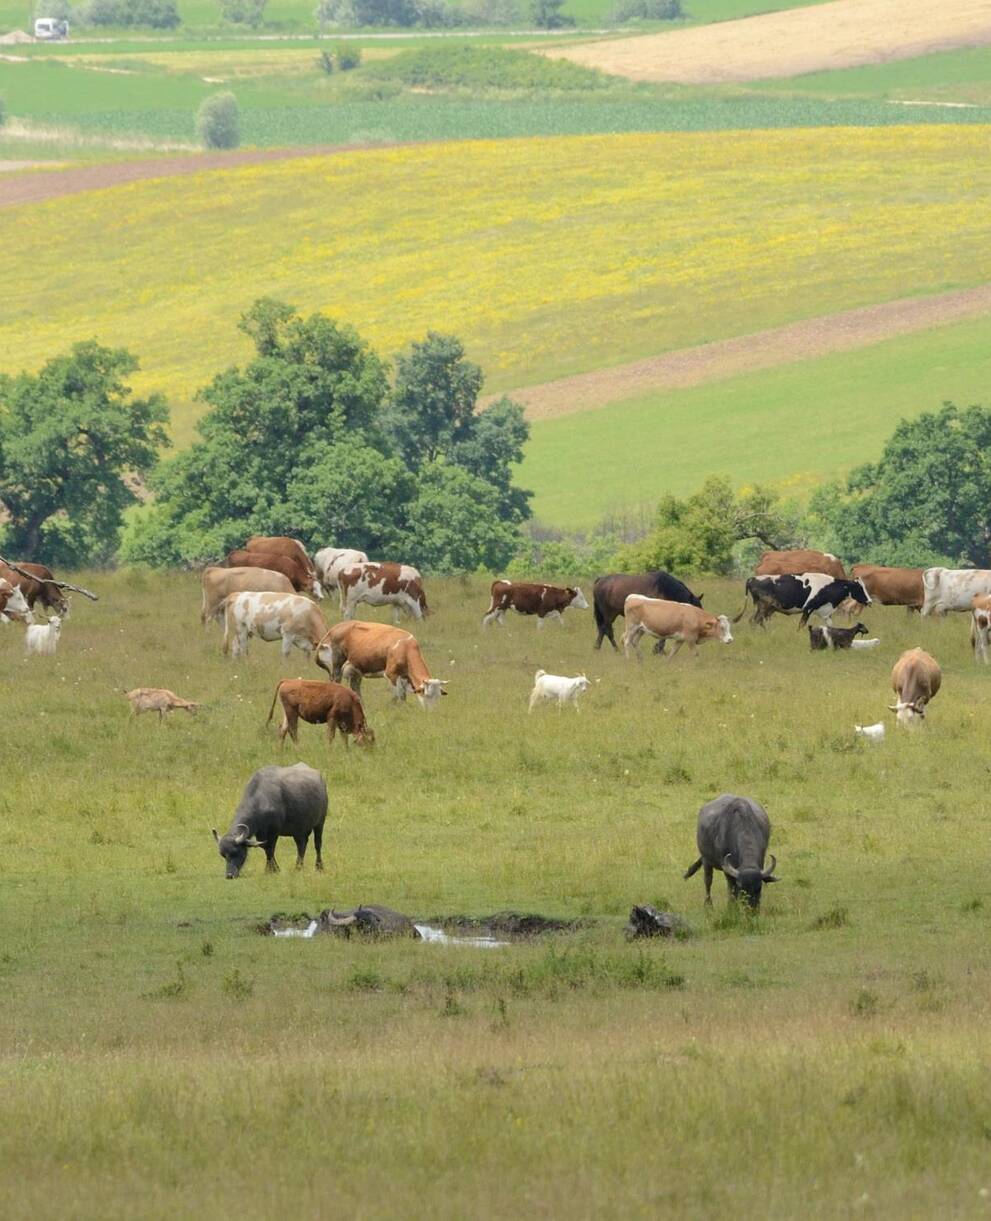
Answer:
[3,569,991,1216]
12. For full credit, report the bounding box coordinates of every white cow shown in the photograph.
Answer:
[25,615,61,656]
[313,547,369,597]
[0,579,33,625]
[221,592,329,659]
[528,670,590,713]
[921,567,991,616]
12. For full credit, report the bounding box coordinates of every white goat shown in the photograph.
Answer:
[25,614,61,657]
[528,669,590,713]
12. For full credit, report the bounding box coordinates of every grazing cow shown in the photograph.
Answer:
[314,547,369,595]
[889,647,941,727]
[683,794,778,910]
[735,573,871,627]
[850,564,924,613]
[226,549,321,598]
[245,536,317,581]
[339,562,427,622]
[593,571,703,651]
[212,763,327,879]
[921,567,991,617]
[971,594,991,664]
[623,595,732,660]
[125,688,200,720]
[0,562,67,614]
[318,620,448,709]
[200,566,294,625]
[482,580,588,629]
[267,679,374,748]
[0,579,33,625]
[528,670,590,712]
[220,592,329,659]
[808,622,869,650]
[755,549,845,579]
[25,615,61,656]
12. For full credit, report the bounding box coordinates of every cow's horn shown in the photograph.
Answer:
[762,854,777,880]
[722,855,739,879]
[232,823,251,845]
[211,828,220,844]
[243,836,266,848]
[324,911,358,926]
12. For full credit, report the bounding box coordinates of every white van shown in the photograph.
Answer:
[34,17,70,39]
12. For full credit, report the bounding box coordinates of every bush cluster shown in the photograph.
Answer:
[84,0,180,27]
[612,0,681,21]
[371,44,609,91]
[196,92,240,149]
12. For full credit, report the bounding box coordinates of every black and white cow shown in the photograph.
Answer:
[735,573,871,628]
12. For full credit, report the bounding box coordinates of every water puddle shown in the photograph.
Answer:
[272,919,319,939]
[413,924,508,949]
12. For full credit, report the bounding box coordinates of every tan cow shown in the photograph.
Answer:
[755,549,845,579]
[221,592,329,659]
[850,564,924,612]
[125,688,200,720]
[226,550,322,599]
[267,679,374,748]
[201,566,294,625]
[970,594,991,664]
[622,594,733,660]
[317,620,448,709]
[889,647,941,727]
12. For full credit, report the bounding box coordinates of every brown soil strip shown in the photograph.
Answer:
[544,0,991,84]
[500,285,991,421]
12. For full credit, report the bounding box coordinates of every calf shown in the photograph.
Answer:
[889,647,941,727]
[125,688,200,720]
[808,622,869,650]
[684,794,778,910]
[482,580,588,628]
[622,595,732,660]
[267,679,374,748]
[25,615,61,657]
[528,670,590,712]
[212,763,328,879]
[971,594,991,664]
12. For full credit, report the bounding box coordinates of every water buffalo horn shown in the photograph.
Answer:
[211,828,220,844]
[324,911,358,926]
[243,836,266,848]
[722,855,739,879]
[762,855,777,879]
[232,823,252,845]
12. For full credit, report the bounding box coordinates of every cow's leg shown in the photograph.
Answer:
[667,639,684,661]
[281,633,293,658]
[652,638,667,656]
[703,864,713,906]
[264,840,280,873]
[622,623,643,661]
[342,662,362,694]
[326,716,338,746]
[536,615,545,631]
[481,605,497,627]
[313,823,324,872]
[294,836,307,870]
[392,604,402,626]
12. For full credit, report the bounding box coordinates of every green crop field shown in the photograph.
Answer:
[522,313,991,526]
[2,570,991,1216]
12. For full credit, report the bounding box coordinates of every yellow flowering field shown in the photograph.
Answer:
[2,126,989,442]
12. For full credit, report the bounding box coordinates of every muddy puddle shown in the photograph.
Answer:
[263,905,587,947]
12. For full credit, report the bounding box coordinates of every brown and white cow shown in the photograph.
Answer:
[850,564,924,613]
[226,549,321,599]
[889,647,941,727]
[971,594,991,664]
[755,549,845,580]
[267,678,374,748]
[482,579,588,629]
[201,566,294,625]
[622,594,733,660]
[317,620,448,709]
[339,562,427,622]
[220,592,329,659]
[0,578,33,625]
[0,562,67,614]
[314,547,369,595]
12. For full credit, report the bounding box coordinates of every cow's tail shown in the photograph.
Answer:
[213,593,232,626]
[266,679,285,727]
[593,592,609,636]
[922,567,941,591]
[731,580,753,624]
[683,857,703,879]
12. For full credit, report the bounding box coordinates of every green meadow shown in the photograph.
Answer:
[522,313,991,526]
[2,570,991,1216]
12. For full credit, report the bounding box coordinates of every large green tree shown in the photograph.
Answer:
[811,403,991,568]
[0,341,168,565]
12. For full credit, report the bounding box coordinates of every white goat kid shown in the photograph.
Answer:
[25,614,62,657]
[528,669,590,713]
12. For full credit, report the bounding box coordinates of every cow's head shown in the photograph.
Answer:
[415,679,449,710]
[850,579,872,606]
[212,823,265,879]
[723,854,778,909]
[715,615,733,644]
[310,578,325,600]
[889,700,926,728]
[569,588,589,611]
[354,723,376,748]
[0,584,33,625]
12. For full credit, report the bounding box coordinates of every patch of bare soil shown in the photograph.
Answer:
[500,285,991,421]
[543,0,991,84]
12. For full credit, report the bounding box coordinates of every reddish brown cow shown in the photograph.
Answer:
[226,549,319,597]
[317,620,448,709]
[850,564,924,612]
[482,580,589,628]
[755,550,845,580]
[0,562,68,613]
[267,678,374,748]
[245,537,319,583]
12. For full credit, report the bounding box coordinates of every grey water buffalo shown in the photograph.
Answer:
[683,794,778,910]
[211,763,328,879]
[593,570,702,651]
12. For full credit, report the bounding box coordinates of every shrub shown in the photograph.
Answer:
[85,0,180,27]
[612,0,680,20]
[219,0,267,24]
[372,44,608,91]
[531,0,574,29]
[196,92,240,150]
[317,48,334,73]
[334,42,361,70]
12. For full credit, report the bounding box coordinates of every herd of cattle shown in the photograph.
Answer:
[2,539,990,894]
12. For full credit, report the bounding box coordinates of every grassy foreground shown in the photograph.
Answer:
[2,569,991,1216]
